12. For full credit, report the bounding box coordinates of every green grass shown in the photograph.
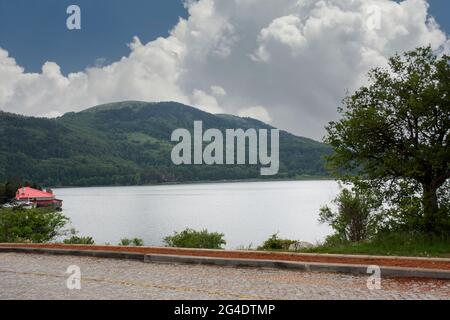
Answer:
[299,233,450,258]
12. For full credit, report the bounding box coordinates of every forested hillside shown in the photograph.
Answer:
[0,101,331,186]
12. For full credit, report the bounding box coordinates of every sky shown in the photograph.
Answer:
[0,0,188,73]
[0,0,448,140]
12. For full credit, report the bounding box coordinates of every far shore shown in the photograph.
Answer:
[52,176,336,190]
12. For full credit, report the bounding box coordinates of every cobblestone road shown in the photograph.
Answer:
[0,253,449,300]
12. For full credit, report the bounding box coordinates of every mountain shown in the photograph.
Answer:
[0,101,332,187]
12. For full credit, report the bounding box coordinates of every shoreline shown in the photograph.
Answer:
[52,176,336,190]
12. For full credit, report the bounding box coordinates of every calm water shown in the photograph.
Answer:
[55,181,339,249]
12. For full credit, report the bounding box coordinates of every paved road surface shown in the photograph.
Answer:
[0,253,449,300]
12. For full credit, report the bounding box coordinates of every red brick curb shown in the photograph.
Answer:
[1,243,449,271]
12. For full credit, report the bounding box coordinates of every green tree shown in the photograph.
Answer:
[0,183,6,204]
[0,208,69,243]
[326,47,449,234]
[5,177,21,201]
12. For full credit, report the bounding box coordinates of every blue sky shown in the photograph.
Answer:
[0,0,188,73]
[427,0,450,30]
[0,0,448,74]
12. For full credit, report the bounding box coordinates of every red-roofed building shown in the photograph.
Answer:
[15,187,63,209]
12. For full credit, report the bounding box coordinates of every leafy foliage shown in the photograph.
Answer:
[0,208,69,243]
[319,188,381,242]
[119,238,144,246]
[258,233,296,251]
[0,101,331,187]
[119,238,132,246]
[63,236,95,245]
[325,47,450,234]
[163,228,226,249]
[62,228,95,245]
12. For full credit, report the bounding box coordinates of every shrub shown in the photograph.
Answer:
[258,233,296,251]
[119,238,132,246]
[131,238,144,246]
[319,188,380,242]
[163,228,226,249]
[0,208,68,243]
[322,233,349,247]
[119,238,144,246]
[63,229,94,245]
[63,236,95,245]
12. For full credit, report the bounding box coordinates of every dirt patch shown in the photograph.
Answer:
[1,243,449,271]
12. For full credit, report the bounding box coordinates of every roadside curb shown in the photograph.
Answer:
[0,247,144,261]
[2,243,449,262]
[143,253,450,280]
[2,246,450,280]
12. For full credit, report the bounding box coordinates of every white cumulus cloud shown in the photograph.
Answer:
[238,106,273,123]
[0,0,448,140]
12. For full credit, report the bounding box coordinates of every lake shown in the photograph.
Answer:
[55,180,339,249]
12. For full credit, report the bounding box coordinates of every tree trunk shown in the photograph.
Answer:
[422,183,440,234]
